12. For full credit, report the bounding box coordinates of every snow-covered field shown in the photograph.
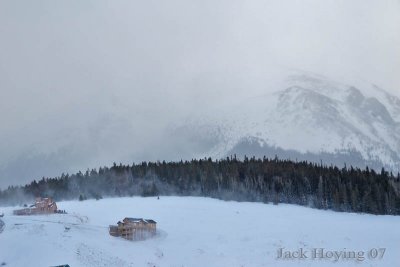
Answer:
[0,197,399,267]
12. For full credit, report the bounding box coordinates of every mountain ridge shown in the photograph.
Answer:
[177,71,400,173]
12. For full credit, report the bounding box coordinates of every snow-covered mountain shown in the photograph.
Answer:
[176,72,400,172]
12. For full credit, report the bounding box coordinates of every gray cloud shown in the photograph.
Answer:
[0,0,399,188]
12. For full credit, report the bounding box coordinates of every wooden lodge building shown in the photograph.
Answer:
[13,197,58,215]
[109,217,157,240]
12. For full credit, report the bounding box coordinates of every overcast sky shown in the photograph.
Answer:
[0,0,399,188]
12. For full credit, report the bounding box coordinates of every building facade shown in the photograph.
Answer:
[109,217,157,240]
[13,197,58,215]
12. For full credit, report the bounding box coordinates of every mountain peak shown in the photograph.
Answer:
[176,72,400,173]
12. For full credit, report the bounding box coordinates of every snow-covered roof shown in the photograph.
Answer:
[124,217,144,223]
[123,218,156,224]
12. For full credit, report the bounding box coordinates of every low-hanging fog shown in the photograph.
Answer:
[0,0,399,188]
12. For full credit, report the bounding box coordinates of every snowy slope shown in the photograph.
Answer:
[0,197,399,267]
[178,71,400,172]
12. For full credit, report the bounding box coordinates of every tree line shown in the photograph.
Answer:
[1,156,399,215]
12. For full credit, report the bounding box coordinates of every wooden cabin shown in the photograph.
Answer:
[109,217,157,240]
[13,197,58,215]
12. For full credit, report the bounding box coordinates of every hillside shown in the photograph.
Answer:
[177,72,400,172]
[0,197,399,267]
[1,158,399,215]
